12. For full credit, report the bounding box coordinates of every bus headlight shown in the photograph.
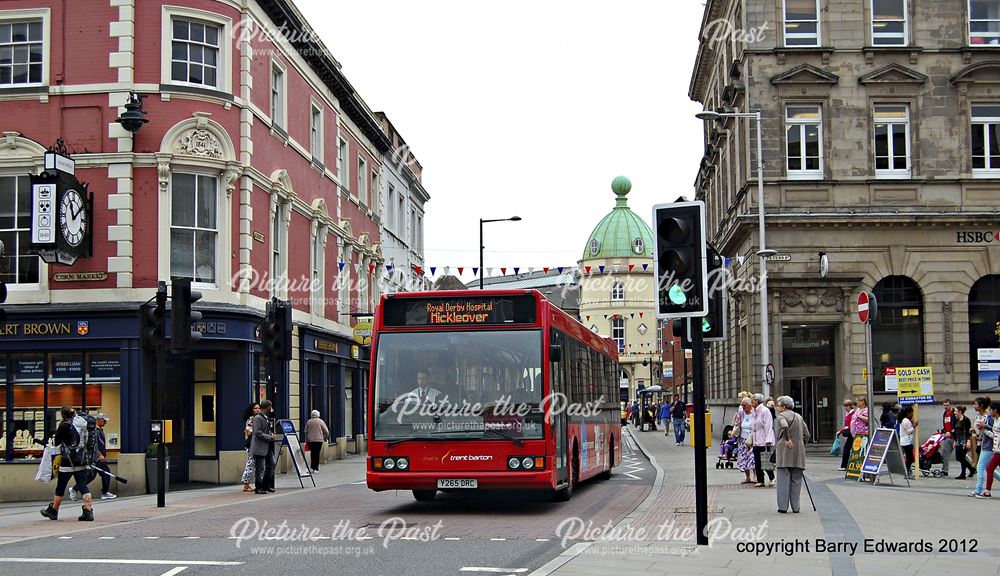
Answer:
[521,457,534,470]
[508,457,521,469]
[384,457,396,470]
[396,457,409,470]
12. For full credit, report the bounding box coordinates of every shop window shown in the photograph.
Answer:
[2,351,120,461]
[344,368,355,438]
[326,363,339,439]
[970,275,1000,392]
[193,359,216,457]
[871,276,924,393]
[170,172,218,284]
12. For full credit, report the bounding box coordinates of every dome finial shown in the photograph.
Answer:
[612,176,631,207]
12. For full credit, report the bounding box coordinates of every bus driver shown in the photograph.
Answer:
[398,369,443,404]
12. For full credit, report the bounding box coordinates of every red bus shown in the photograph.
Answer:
[366,289,622,502]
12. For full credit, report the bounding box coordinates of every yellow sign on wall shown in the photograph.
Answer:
[353,322,373,345]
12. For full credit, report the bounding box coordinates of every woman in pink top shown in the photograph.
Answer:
[751,394,776,487]
[850,397,870,437]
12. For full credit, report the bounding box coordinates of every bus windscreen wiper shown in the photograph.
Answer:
[386,435,448,447]
[482,428,524,447]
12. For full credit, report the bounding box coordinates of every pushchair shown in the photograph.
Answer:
[919,432,945,477]
[716,424,738,469]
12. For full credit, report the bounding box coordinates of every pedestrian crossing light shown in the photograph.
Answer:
[653,201,708,319]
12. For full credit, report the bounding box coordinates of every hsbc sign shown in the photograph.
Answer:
[956,231,1000,244]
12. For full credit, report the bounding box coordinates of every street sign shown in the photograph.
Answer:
[765,363,775,385]
[896,366,935,405]
[858,291,870,324]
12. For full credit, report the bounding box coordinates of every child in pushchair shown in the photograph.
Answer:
[717,424,738,469]
[919,432,945,477]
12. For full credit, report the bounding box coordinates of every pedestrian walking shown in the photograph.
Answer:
[774,395,810,513]
[659,402,670,437]
[751,394,776,487]
[954,405,976,480]
[898,405,917,479]
[971,397,994,498]
[304,410,330,472]
[241,402,259,492]
[938,399,957,477]
[850,397,870,439]
[981,402,1000,498]
[251,400,278,494]
[670,394,686,445]
[838,400,856,471]
[40,406,95,521]
[735,397,755,484]
[69,413,115,501]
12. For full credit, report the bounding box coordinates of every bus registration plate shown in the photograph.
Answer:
[437,479,477,489]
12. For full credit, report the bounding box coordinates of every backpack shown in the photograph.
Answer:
[61,413,98,468]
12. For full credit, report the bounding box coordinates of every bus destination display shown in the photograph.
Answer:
[384,295,536,327]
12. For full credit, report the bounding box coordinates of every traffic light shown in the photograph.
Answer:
[703,247,727,342]
[171,278,202,353]
[653,201,707,318]
[261,298,292,360]
[671,318,689,343]
[0,279,6,322]
[140,281,167,349]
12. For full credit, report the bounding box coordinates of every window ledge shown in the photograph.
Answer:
[0,85,48,95]
[785,172,825,181]
[862,46,923,53]
[311,159,325,174]
[270,125,288,142]
[159,84,234,102]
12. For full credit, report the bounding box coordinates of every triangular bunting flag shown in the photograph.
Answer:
[369,263,375,274]
[737,255,745,266]
[430,267,437,276]
[457,267,464,275]
[513,267,520,275]
[444,267,451,275]
[603,314,609,319]
[338,262,345,271]
[724,257,731,268]
[487,268,495,275]
[612,264,620,273]
[585,266,592,274]
[415,266,423,276]
[501,267,507,275]
[472,267,479,276]
[557,267,564,274]
[630,313,635,318]
[599,265,606,274]
[639,312,644,318]
[586,315,590,321]
[642,263,649,271]
[629,264,635,272]
[386,264,393,274]
[527,267,534,274]
[543,267,550,273]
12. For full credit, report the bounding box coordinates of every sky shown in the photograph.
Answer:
[296,0,707,273]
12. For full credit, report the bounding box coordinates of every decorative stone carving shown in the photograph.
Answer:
[157,158,171,192]
[224,163,241,198]
[943,302,953,374]
[779,288,843,313]
[175,128,223,159]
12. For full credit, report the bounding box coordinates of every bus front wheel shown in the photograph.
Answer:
[412,489,437,502]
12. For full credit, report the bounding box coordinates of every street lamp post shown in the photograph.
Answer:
[479,216,522,289]
[696,110,774,397]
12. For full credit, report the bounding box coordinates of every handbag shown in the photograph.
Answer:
[831,435,843,456]
[761,445,776,471]
[303,441,310,451]
[34,445,54,483]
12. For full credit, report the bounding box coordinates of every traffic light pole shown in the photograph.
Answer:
[156,339,166,508]
[691,320,708,545]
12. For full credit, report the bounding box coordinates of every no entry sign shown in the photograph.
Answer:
[858,292,870,323]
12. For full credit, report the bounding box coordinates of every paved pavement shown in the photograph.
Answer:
[0,455,368,545]
[541,424,1000,576]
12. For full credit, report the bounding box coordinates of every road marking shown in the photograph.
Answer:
[535,538,550,542]
[98,536,115,540]
[490,538,506,541]
[350,480,367,485]
[444,537,461,541]
[144,536,160,540]
[461,569,528,574]
[57,537,72,540]
[160,568,187,576]
[183,536,199,540]
[0,559,242,566]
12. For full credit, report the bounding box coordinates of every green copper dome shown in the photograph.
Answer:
[582,176,654,260]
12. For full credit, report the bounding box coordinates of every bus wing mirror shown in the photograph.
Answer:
[549,345,563,363]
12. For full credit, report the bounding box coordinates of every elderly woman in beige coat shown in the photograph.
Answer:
[774,395,810,513]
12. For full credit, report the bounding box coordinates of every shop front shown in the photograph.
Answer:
[299,327,368,461]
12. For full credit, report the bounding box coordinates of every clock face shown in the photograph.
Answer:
[58,189,86,247]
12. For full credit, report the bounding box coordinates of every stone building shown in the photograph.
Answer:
[690,0,1000,441]
[578,177,661,402]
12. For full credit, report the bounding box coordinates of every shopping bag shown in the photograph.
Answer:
[35,445,54,483]
[761,445,777,471]
[830,435,843,456]
[303,442,310,451]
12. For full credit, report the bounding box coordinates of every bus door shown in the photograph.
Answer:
[551,331,568,485]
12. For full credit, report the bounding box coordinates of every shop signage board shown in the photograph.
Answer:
[896,366,935,405]
[859,428,909,486]
[276,419,315,488]
[845,435,868,481]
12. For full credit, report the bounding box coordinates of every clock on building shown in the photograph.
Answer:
[58,187,87,247]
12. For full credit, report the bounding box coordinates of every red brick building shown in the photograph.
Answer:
[0,0,397,498]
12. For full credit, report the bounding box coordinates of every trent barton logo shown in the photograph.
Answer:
[955,231,1000,244]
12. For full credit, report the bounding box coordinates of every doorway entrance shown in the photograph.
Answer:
[781,325,837,443]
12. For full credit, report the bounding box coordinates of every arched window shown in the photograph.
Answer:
[633,238,645,254]
[612,317,625,353]
[611,281,625,301]
[969,275,1000,392]
[589,238,600,256]
[871,276,923,393]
